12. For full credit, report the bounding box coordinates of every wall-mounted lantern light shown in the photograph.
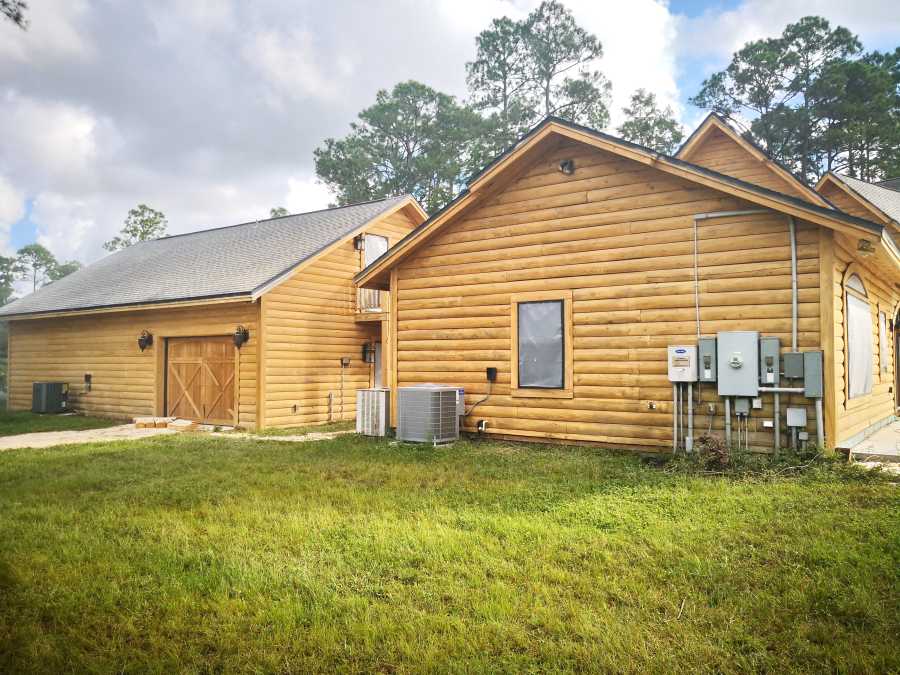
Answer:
[362,343,376,364]
[558,159,575,176]
[138,330,153,352]
[233,325,250,349]
[857,239,875,256]
[354,234,365,251]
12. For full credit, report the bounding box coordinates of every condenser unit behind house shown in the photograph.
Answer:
[356,388,389,436]
[397,385,461,444]
[32,382,69,414]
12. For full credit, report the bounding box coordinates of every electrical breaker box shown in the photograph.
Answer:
[697,337,717,383]
[667,345,698,382]
[759,337,780,386]
[783,352,804,380]
[803,351,824,398]
[786,407,807,427]
[716,331,759,397]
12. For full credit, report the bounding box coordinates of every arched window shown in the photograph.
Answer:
[845,272,873,399]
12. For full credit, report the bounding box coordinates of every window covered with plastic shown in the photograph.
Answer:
[846,275,873,399]
[517,300,564,388]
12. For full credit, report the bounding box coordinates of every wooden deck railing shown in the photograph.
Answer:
[357,288,385,313]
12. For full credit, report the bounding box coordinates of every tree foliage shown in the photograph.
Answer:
[1,0,27,29]
[104,204,168,252]
[466,0,610,144]
[269,207,289,218]
[49,260,82,282]
[314,81,491,214]
[617,89,684,154]
[691,16,899,183]
[15,244,57,292]
[0,256,17,305]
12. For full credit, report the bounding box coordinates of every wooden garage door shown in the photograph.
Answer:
[166,337,237,424]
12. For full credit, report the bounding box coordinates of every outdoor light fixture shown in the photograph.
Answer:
[857,239,875,256]
[362,343,376,364]
[354,234,365,251]
[233,325,250,348]
[137,330,153,352]
[559,159,575,175]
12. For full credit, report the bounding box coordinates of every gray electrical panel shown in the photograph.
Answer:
[783,352,804,380]
[716,331,759,397]
[803,351,824,398]
[697,337,717,383]
[759,337,780,386]
[734,398,751,415]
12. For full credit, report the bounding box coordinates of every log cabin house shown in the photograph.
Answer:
[0,196,426,429]
[356,114,900,452]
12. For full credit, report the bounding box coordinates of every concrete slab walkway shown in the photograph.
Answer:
[0,425,356,451]
[848,420,900,462]
[0,424,175,451]
[848,420,900,475]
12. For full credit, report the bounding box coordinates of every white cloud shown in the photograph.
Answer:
[0,0,94,63]
[285,177,334,214]
[563,0,681,126]
[0,175,25,253]
[0,0,692,267]
[679,0,900,63]
[244,29,340,104]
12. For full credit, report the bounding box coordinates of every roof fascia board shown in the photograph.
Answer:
[1,294,254,321]
[356,121,889,287]
[252,196,424,300]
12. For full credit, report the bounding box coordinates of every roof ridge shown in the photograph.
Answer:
[147,195,404,244]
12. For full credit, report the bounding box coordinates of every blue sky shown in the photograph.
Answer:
[1,0,896,273]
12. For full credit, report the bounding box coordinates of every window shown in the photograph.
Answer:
[845,273,873,399]
[510,291,573,398]
[364,234,389,267]
[518,301,564,388]
[879,311,889,375]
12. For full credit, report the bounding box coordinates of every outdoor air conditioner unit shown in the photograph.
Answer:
[397,385,461,445]
[32,382,69,414]
[356,388,389,436]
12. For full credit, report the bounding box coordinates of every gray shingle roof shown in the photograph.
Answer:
[838,174,900,224]
[0,196,409,318]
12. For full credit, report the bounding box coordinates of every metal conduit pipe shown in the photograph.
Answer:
[687,383,694,453]
[725,397,732,447]
[788,216,799,352]
[672,384,678,453]
[815,398,824,447]
[693,210,769,338]
[690,209,770,451]
[773,392,781,452]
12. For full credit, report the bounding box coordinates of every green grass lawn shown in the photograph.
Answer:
[247,420,355,436]
[0,435,897,673]
[0,411,121,437]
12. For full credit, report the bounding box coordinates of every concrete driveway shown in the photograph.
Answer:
[0,424,175,451]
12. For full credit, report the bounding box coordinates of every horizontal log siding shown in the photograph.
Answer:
[260,211,417,428]
[832,232,898,446]
[687,128,810,202]
[7,301,259,426]
[818,182,884,222]
[393,141,824,450]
